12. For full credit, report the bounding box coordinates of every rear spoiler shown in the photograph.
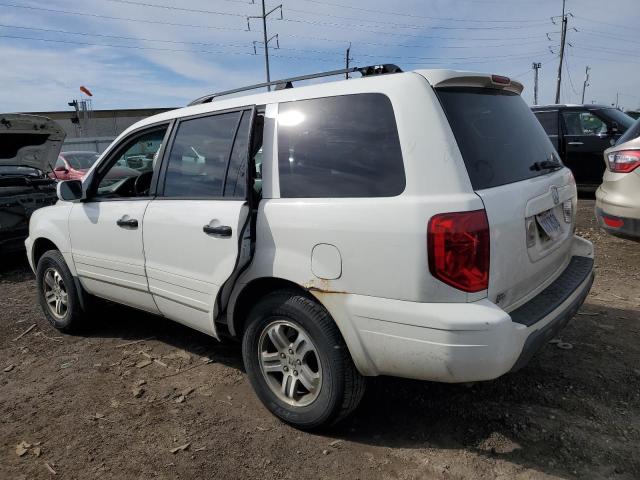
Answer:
[416,69,524,95]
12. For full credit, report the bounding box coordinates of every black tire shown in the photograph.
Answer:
[36,250,84,332]
[242,290,365,429]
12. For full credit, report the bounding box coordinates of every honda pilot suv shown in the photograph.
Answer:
[26,66,594,429]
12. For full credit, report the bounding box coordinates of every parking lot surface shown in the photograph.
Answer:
[1,199,638,480]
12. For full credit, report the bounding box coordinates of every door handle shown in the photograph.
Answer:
[568,141,584,146]
[117,216,139,228]
[203,225,232,237]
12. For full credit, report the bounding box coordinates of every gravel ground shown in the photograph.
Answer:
[1,199,639,480]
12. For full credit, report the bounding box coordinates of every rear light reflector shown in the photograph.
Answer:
[603,216,624,228]
[491,74,511,85]
[607,150,640,173]
[428,210,490,293]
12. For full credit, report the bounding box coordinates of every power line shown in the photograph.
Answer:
[0,2,247,32]
[573,15,636,32]
[280,16,550,33]
[279,5,548,30]
[284,0,548,24]
[0,33,341,62]
[104,0,246,17]
[102,0,549,29]
[0,26,549,63]
[0,23,250,48]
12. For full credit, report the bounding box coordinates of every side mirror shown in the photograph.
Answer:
[609,121,619,135]
[57,180,84,202]
[54,166,68,173]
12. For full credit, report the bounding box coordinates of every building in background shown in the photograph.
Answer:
[22,107,174,153]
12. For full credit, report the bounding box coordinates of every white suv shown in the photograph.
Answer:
[26,66,594,429]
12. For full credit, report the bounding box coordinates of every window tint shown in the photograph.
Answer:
[617,117,640,145]
[55,156,66,168]
[598,108,634,133]
[96,127,167,198]
[562,111,606,136]
[277,94,405,198]
[436,87,558,190]
[534,111,558,135]
[163,112,241,198]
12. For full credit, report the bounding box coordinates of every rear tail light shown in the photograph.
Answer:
[427,210,490,292]
[607,150,640,173]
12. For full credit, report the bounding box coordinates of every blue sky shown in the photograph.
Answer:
[1,0,638,112]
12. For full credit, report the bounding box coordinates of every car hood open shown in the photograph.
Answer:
[0,114,66,173]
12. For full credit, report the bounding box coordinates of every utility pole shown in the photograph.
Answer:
[554,0,568,104]
[532,62,541,105]
[581,66,590,104]
[247,1,283,91]
[345,43,352,79]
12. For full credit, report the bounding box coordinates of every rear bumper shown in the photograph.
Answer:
[319,242,594,382]
[594,207,640,241]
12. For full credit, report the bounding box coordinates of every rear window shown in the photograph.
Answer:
[437,87,558,190]
[597,108,634,133]
[277,94,405,198]
[617,117,640,145]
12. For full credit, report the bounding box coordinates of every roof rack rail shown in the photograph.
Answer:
[188,64,402,106]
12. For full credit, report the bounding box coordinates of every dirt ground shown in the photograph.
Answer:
[1,199,638,480]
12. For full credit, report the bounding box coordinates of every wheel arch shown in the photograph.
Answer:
[229,276,311,338]
[32,237,62,268]
[228,276,375,376]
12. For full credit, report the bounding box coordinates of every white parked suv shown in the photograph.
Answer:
[26,65,595,429]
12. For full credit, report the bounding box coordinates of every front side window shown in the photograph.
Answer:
[277,94,405,198]
[163,112,242,198]
[562,111,607,136]
[95,127,168,198]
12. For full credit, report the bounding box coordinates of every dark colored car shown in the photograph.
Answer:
[0,114,64,254]
[532,104,635,189]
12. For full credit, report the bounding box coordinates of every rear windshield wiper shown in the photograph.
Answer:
[530,159,562,171]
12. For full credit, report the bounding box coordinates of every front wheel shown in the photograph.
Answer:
[242,291,365,429]
[36,250,84,332]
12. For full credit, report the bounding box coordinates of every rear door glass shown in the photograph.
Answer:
[436,87,558,190]
[277,93,405,198]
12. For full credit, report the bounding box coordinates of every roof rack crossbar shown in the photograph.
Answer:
[188,64,402,106]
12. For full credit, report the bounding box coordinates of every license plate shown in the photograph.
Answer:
[536,209,562,240]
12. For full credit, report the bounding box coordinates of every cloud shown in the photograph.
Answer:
[0,0,639,111]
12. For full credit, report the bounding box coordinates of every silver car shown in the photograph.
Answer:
[595,117,640,240]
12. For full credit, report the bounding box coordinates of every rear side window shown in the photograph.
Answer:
[534,111,558,135]
[277,94,405,198]
[437,87,558,190]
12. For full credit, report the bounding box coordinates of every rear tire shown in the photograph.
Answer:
[242,290,365,429]
[36,250,84,332]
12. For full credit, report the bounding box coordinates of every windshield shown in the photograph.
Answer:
[436,87,559,190]
[598,108,635,133]
[616,117,640,145]
[63,152,99,170]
